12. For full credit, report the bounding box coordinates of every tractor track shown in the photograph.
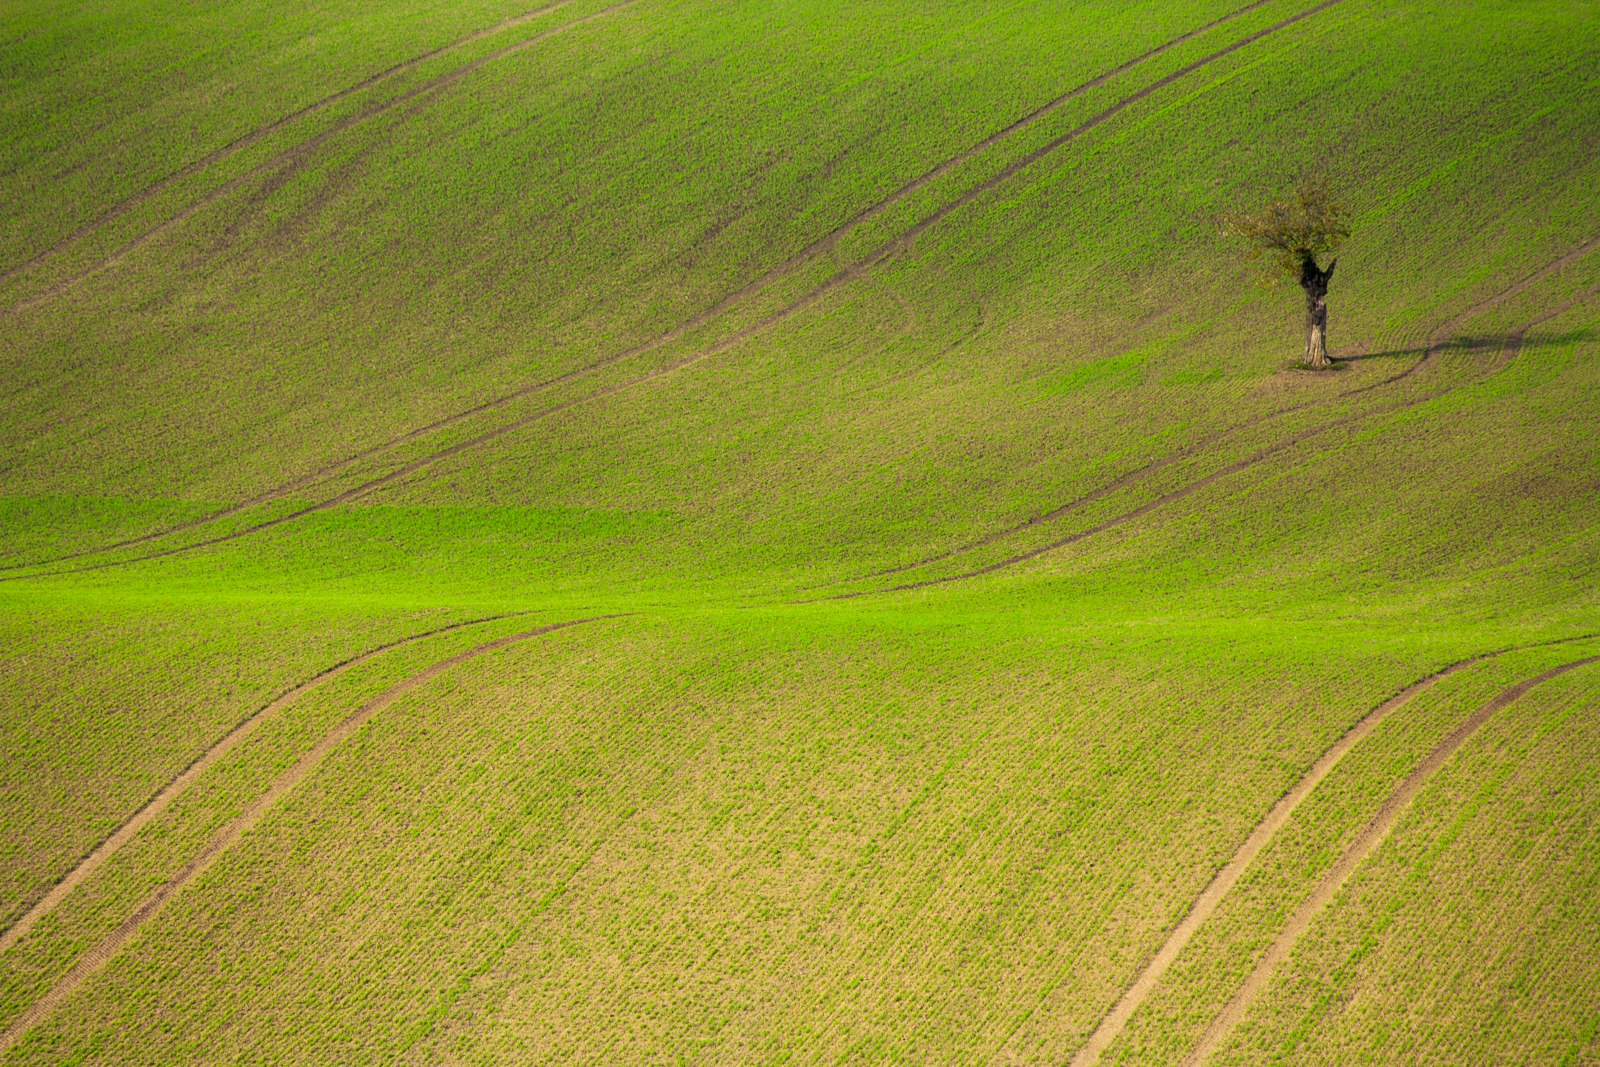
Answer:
[0,610,534,956]
[0,0,642,319]
[821,273,1600,600]
[0,0,578,287]
[1179,651,1600,1066]
[1062,633,1600,1067]
[834,232,1600,590]
[0,614,617,1059]
[2,0,1349,581]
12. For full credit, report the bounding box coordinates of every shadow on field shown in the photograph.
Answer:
[1341,327,1598,364]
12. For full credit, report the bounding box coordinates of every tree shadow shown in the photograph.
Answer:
[1337,328,1599,364]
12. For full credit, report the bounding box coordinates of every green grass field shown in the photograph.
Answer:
[2,0,1598,1062]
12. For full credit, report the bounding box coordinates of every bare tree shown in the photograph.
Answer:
[1222,174,1351,369]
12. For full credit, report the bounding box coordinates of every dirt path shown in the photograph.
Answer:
[829,276,1600,600]
[2,0,641,319]
[4,0,1350,584]
[0,615,612,1059]
[1178,651,1600,1066]
[0,611,531,956]
[0,2,579,287]
[0,0,1306,574]
[1060,634,1598,1066]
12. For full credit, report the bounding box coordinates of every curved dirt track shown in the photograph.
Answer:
[828,272,1600,600]
[1063,633,1599,1067]
[1,0,641,319]
[1179,650,1600,1066]
[0,614,615,1060]
[843,231,1600,588]
[0,610,531,956]
[2,0,1313,575]
[0,1,578,287]
[4,0,1350,583]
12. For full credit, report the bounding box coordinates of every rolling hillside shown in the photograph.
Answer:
[1,0,1598,1062]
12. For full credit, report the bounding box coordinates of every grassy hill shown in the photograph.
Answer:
[2,0,1598,1062]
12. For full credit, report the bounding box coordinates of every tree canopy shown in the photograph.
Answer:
[1220,173,1350,281]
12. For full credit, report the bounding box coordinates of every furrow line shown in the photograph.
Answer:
[845,0,1351,276]
[840,230,1600,587]
[4,0,1348,581]
[1063,632,1600,1067]
[0,0,577,285]
[2,0,642,318]
[0,318,809,578]
[397,722,736,1057]
[586,0,1289,371]
[3,0,1289,570]
[0,610,532,956]
[1345,232,1600,395]
[0,614,618,1059]
[1179,652,1600,1066]
[829,278,1600,598]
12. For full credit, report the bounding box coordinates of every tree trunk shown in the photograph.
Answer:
[1299,256,1336,369]
[1306,299,1328,368]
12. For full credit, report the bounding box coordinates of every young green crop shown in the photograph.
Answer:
[0,0,1597,1061]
